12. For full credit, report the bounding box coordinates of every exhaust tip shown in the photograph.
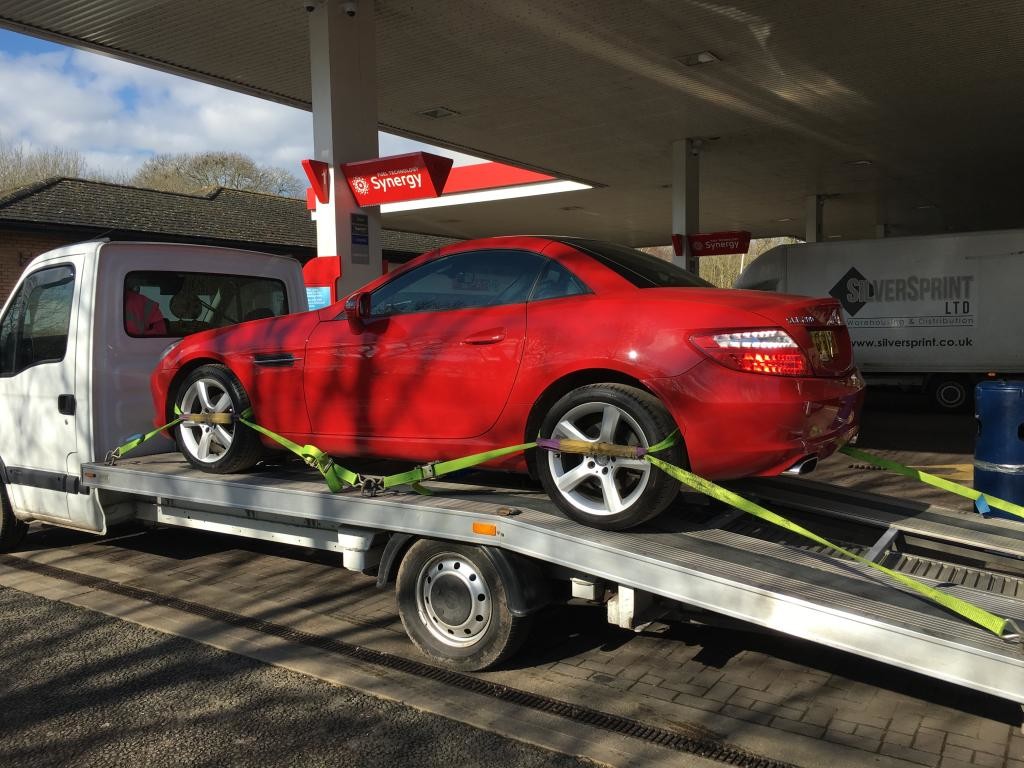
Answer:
[784,455,818,475]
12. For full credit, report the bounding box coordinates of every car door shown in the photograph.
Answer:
[0,260,82,520]
[304,248,547,440]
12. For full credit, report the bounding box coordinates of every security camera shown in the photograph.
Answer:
[303,1,317,12]
[342,0,357,16]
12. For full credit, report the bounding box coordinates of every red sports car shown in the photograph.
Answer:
[152,236,864,530]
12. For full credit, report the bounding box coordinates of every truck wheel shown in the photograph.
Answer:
[0,483,28,552]
[175,364,263,473]
[536,384,684,530]
[926,375,974,413]
[396,539,532,672]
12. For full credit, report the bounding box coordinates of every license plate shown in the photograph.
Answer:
[811,330,837,362]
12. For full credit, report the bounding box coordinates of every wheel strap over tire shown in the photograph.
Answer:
[841,445,1024,522]
[535,429,679,458]
[645,453,1021,643]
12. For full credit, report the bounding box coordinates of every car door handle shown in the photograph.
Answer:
[461,328,506,345]
[57,394,76,415]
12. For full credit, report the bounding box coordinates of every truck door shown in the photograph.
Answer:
[0,260,81,520]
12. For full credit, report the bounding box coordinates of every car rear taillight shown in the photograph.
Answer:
[690,329,810,376]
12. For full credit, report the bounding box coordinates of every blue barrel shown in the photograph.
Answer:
[974,380,1024,505]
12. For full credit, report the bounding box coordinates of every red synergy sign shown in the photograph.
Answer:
[340,151,453,207]
[687,230,752,257]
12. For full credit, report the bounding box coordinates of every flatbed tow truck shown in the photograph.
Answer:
[1,241,1021,717]
[80,451,1024,710]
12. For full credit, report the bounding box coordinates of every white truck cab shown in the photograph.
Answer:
[0,240,306,542]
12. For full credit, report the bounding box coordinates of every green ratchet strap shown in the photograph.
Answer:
[647,430,680,454]
[381,442,539,495]
[645,454,1020,642]
[107,411,1017,640]
[237,409,359,492]
[380,430,676,496]
[107,414,183,462]
[841,446,1024,522]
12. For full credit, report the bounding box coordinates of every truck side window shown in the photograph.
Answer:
[0,265,76,377]
[124,271,289,337]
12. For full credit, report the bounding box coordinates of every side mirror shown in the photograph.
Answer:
[344,291,371,320]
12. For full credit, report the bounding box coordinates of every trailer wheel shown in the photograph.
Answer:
[926,375,974,413]
[396,539,532,671]
[0,482,28,552]
[536,383,684,530]
[174,364,263,473]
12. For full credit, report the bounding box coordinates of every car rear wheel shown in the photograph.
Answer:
[175,364,263,473]
[536,383,684,530]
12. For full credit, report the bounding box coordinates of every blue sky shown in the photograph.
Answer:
[0,28,57,55]
[0,28,480,183]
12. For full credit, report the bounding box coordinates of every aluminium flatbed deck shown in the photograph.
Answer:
[83,454,1024,705]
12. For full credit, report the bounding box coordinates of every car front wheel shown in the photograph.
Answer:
[174,364,263,473]
[536,383,684,530]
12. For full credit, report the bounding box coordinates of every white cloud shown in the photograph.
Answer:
[0,40,484,183]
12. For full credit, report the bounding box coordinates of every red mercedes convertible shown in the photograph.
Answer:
[152,236,864,530]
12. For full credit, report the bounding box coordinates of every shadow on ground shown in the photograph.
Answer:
[856,389,975,454]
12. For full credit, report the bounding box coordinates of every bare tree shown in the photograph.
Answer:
[697,237,798,288]
[0,139,91,193]
[130,151,303,197]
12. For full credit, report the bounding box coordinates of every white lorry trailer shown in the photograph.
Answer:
[1,240,1023,708]
[734,229,1024,410]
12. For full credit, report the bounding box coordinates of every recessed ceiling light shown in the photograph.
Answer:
[915,203,937,210]
[774,217,794,223]
[844,159,873,167]
[679,50,719,67]
[418,106,459,119]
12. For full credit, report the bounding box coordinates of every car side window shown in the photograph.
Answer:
[0,264,76,377]
[369,249,547,317]
[530,261,591,301]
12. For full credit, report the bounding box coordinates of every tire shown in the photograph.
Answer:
[536,383,684,530]
[174,364,263,473]
[396,539,532,672]
[0,482,28,552]
[926,375,974,413]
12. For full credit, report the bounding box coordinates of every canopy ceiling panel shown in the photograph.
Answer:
[2,0,1022,244]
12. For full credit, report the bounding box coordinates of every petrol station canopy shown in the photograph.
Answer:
[0,0,1021,246]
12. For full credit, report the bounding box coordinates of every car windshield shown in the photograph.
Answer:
[561,238,713,289]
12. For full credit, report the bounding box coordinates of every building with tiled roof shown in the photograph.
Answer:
[0,177,457,301]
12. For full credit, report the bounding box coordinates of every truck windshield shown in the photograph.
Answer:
[124,271,289,337]
[559,239,713,289]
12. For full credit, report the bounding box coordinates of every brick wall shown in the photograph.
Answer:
[0,229,80,304]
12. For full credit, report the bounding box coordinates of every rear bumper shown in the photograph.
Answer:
[648,361,865,479]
